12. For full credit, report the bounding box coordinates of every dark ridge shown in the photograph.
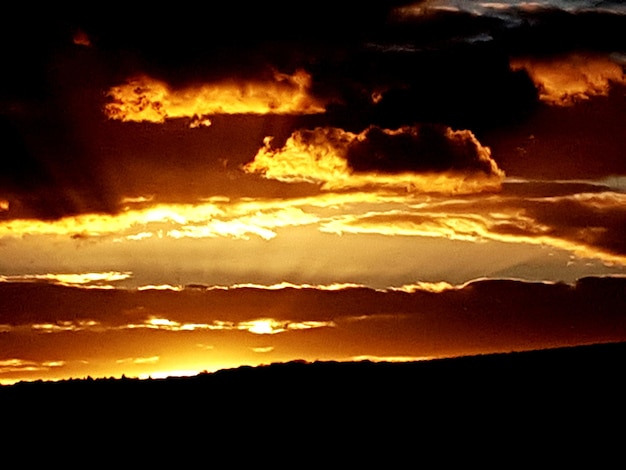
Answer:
[3,341,625,461]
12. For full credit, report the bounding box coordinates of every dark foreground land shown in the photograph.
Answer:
[3,342,626,462]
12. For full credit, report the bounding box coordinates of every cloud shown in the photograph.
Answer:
[237,319,335,335]
[19,313,335,336]
[510,53,626,105]
[31,320,102,333]
[213,282,366,291]
[72,29,91,47]
[104,70,327,125]
[0,272,132,288]
[0,358,65,383]
[317,185,626,265]
[124,316,335,335]
[0,191,413,242]
[0,200,320,241]
[116,356,159,365]
[244,125,504,193]
[390,281,456,293]
[1,181,624,269]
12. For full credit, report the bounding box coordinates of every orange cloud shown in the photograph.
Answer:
[320,190,626,265]
[104,69,326,125]
[244,125,504,194]
[0,272,132,288]
[72,29,91,47]
[0,359,65,383]
[391,281,456,293]
[511,53,626,105]
[0,200,321,241]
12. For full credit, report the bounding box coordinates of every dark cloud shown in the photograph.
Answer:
[244,124,503,193]
[346,124,499,175]
[0,113,119,220]
[390,2,626,54]
[521,193,626,258]
[482,83,626,179]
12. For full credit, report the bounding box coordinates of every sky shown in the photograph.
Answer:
[1,0,626,383]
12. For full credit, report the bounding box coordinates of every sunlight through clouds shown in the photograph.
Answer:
[120,316,335,335]
[1,185,625,271]
[0,272,132,288]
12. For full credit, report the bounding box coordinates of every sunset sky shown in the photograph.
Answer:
[2,0,626,384]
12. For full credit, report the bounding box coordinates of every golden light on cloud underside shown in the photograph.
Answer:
[392,281,456,293]
[0,192,411,241]
[244,126,504,194]
[5,316,335,336]
[135,317,335,335]
[104,69,326,124]
[1,187,625,266]
[0,272,132,287]
[116,356,160,365]
[0,201,319,240]
[511,53,626,105]
[0,359,66,376]
[320,191,626,265]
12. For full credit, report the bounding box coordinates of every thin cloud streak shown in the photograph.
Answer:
[0,272,132,288]
[320,190,626,265]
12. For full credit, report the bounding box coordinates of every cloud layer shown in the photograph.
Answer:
[2,276,626,382]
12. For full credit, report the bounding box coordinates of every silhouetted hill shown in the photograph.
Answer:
[3,342,625,463]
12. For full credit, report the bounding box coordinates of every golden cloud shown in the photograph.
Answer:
[104,69,326,125]
[116,356,160,365]
[0,200,321,240]
[1,180,623,268]
[0,272,132,288]
[320,190,626,265]
[122,316,334,335]
[244,125,504,194]
[0,359,65,375]
[31,320,102,333]
[511,53,626,105]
